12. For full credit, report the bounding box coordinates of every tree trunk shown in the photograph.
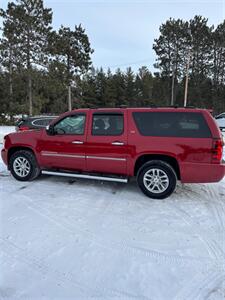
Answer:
[68,84,72,111]
[9,47,13,114]
[28,71,32,115]
[67,54,72,111]
[9,49,13,97]
[171,64,175,106]
[27,29,32,116]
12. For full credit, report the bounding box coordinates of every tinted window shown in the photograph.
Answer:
[133,112,211,138]
[43,119,53,126]
[17,119,27,127]
[92,114,124,136]
[54,114,86,135]
[32,119,53,127]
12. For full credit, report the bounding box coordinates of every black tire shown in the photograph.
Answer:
[137,160,177,199]
[9,150,40,181]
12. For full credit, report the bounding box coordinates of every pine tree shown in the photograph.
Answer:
[49,25,93,111]
[112,69,126,107]
[135,66,153,106]
[0,2,22,112]
[153,18,189,104]
[124,67,136,106]
[1,0,53,115]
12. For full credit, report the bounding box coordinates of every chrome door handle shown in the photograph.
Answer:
[111,142,124,146]
[72,140,84,144]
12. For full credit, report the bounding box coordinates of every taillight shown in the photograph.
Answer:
[19,126,30,131]
[211,139,223,163]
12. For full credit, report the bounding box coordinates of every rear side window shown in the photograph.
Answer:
[92,113,124,136]
[32,118,53,127]
[133,112,211,138]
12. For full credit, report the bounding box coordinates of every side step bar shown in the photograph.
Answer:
[42,170,128,183]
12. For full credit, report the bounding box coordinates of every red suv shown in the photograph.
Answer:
[1,108,225,199]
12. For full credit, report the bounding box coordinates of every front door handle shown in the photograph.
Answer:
[111,141,124,146]
[72,140,84,144]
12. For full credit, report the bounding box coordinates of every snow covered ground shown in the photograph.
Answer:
[0,127,225,300]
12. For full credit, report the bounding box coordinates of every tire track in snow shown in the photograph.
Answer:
[172,204,225,261]
[171,183,225,300]
[24,197,215,268]
[196,184,225,261]
[207,200,225,232]
[172,182,225,261]
[0,237,151,300]
[202,184,225,235]
[0,238,86,298]
[174,266,225,300]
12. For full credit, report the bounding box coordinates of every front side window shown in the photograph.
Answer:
[92,114,124,136]
[54,114,86,135]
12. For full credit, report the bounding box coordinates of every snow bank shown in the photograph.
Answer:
[0,126,15,143]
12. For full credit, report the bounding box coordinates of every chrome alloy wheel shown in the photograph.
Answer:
[13,157,31,178]
[143,168,169,194]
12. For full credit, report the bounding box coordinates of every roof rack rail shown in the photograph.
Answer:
[163,105,196,109]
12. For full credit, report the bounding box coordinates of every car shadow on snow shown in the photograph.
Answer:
[2,170,224,203]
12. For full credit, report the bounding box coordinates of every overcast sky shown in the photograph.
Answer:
[1,0,225,72]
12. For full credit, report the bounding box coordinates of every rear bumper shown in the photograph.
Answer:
[180,162,225,183]
[1,148,8,166]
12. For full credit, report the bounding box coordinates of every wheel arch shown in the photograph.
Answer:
[134,154,181,180]
[8,146,36,165]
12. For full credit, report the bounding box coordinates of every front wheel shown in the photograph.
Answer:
[137,160,177,199]
[9,150,40,181]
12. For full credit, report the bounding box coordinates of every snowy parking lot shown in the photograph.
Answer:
[0,127,225,300]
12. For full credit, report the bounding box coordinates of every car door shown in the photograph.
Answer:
[86,110,128,175]
[39,112,87,171]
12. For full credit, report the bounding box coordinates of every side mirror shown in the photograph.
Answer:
[46,124,55,135]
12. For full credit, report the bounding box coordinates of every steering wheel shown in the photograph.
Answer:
[65,125,75,133]
[55,127,66,134]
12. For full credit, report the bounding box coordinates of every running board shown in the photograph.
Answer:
[42,170,128,183]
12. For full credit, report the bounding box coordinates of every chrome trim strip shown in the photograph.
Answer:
[41,151,57,154]
[42,170,128,183]
[86,156,126,162]
[41,152,126,161]
[41,152,85,159]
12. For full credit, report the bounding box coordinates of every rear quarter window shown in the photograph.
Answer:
[132,112,212,138]
[32,118,53,127]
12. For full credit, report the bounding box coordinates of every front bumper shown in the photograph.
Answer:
[1,148,8,166]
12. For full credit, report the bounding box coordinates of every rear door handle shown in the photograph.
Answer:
[72,140,84,144]
[111,141,124,146]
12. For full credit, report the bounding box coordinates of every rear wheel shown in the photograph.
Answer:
[137,160,177,199]
[9,150,40,181]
